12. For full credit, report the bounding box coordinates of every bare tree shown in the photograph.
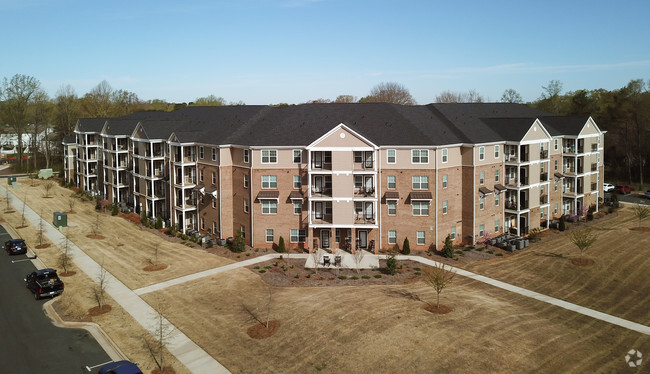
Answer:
[363,82,416,105]
[53,84,79,138]
[569,228,598,262]
[20,191,27,227]
[150,241,161,266]
[436,89,484,103]
[633,204,650,227]
[334,95,356,103]
[143,306,174,371]
[241,288,273,329]
[422,262,456,309]
[92,212,102,236]
[310,249,323,274]
[37,209,44,246]
[43,181,54,197]
[67,196,76,213]
[91,262,109,310]
[58,231,73,274]
[353,247,365,274]
[4,188,11,212]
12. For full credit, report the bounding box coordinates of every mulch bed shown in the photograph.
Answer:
[571,257,595,267]
[629,227,650,232]
[88,305,112,317]
[35,244,51,249]
[86,234,105,239]
[59,271,77,277]
[143,264,168,271]
[423,304,452,314]
[247,320,281,339]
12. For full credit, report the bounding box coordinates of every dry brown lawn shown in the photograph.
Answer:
[2,177,649,373]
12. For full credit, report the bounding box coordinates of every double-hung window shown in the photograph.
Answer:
[387,201,397,215]
[388,230,397,245]
[261,175,277,189]
[387,149,396,164]
[412,149,429,164]
[387,176,396,189]
[293,175,301,189]
[479,147,485,161]
[416,231,425,245]
[412,176,428,190]
[290,229,306,243]
[412,202,429,216]
[262,201,277,214]
[262,149,277,163]
[441,149,448,163]
[293,150,302,163]
[211,147,217,161]
[266,229,274,242]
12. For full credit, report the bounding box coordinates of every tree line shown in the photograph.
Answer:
[1,75,648,186]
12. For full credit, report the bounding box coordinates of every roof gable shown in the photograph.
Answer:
[308,123,376,150]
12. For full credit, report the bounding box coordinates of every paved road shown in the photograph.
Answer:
[617,192,650,205]
[0,226,112,374]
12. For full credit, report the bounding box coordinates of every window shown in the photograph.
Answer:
[441,149,448,163]
[387,201,396,215]
[479,171,485,185]
[554,160,558,171]
[201,217,205,230]
[335,229,340,243]
[290,229,306,243]
[243,199,249,213]
[387,149,396,164]
[388,230,397,245]
[293,150,302,163]
[479,147,485,161]
[293,201,302,214]
[416,231,425,245]
[412,201,429,216]
[211,147,217,161]
[495,170,500,182]
[554,139,558,150]
[412,176,429,190]
[199,169,204,182]
[554,180,558,192]
[262,175,277,189]
[450,227,456,240]
[266,229,274,243]
[554,203,558,214]
[212,199,216,209]
[243,149,249,163]
[243,174,249,188]
[262,201,277,214]
[494,145,500,158]
[495,194,500,206]
[442,174,448,188]
[495,220,500,233]
[387,176,396,189]
[212,221,217,234]
[442,200,448,214]
[293,175,301,189]
[240,225,245,238]
[479,197,485,210]
[479,224,485,237]
[199,146,204,159]
[262,149,277,163]
[211,172,216,185]
[412,149,429,164]
[353,151,362,163]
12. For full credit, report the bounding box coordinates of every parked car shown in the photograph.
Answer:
[603,183,614,192]
[98,360,142,374]
[5,238,27,255]
[24,268,64,300]
[614,185,631,194]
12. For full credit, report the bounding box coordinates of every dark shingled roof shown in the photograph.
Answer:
[103,119,141,136]
[288,191,304,200]
[539,116,590,136]
[480,118,538,142]
[384,192,400,200]
[409,192,433,201]
[62,136,76,144]
[257,191,280,200]
[76,118,107,133]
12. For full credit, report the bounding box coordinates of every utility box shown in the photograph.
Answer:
[53,212,67,228]
[38,168,53,179]
[7,176,16,185]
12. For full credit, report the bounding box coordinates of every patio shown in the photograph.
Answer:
[304,248,379,269]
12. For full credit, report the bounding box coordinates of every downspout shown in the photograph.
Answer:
[473,148,476,245]
[218,149,222,239]
[435,147,438,249]
[377,148,381,252]
[250,160,254,248]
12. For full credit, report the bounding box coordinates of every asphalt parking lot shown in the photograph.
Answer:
[0,225,112,373]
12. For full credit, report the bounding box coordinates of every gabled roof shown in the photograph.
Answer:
[62,136,76,144]
[75,118,107,133]
[538,116,591,136]
[102,119,141,136]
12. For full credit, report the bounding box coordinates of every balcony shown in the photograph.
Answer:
[540,150,548,159]
[591,183,598,191]
[540,173,548,182]
[175,176,196,186]
[354,186,375,197]
[311,187,332,197]
[311,214,333,224]
[591,163,597,172]
[505,154,518,162]
[540,194,548,204]
[354,212,376,224]
[591,144,598,152]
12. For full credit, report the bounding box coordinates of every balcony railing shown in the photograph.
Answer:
[591,144,598,152]
[591,183,598,191]
[311,187,332,196]
[540,150,548,159]
[540,173,548,182]
[591,163,597,172]
[540,194,548,204]
[311,214,333,224]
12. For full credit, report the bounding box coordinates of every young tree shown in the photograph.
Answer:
[67,196,76,213]
[241,288,273,329]
[401,237,411,255]
[43,181,54,197]
[422,262,456,309]
[311,248,323,274]
[4,188,11,212]
[92,212,102,236]
[633,204,650,227]
[385,251,398,275]
[92,262,109,310]
[569,228,598,263]
[353,246,365,273]
[143,306,174,371]
[58,232,73,274]
[150,241,161,266]
[230,229,246,253]
[37,210,45,246]
[442,234,454,258]
[277,236,286,253]
[20,191,27,227]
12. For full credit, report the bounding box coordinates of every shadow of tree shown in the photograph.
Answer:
[384,288,422,302]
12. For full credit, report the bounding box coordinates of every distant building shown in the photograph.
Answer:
[66,103,605,251]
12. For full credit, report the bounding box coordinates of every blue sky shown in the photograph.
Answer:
[2,0,650,105]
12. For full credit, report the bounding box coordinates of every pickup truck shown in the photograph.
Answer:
[25,268,65,300]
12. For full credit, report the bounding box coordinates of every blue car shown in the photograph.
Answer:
[98,360,142,374]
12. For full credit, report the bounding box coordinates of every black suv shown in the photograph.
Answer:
[5,239,27,255]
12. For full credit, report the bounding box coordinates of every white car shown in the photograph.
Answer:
[603,183,614,192]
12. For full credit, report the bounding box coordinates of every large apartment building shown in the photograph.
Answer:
[66,103,605,252]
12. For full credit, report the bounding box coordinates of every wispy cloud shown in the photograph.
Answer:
[280,0,325,8]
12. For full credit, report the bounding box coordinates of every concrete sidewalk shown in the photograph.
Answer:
[0,184,230,374]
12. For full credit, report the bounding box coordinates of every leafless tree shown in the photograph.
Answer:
[4,188,11,212]
[633,204,650,227]
[436,89,484,103]
[363,82,416,105]
[422,262,456,309]
[92,212,102,236]
[67,196,76,213]
[58,231,73,274]
[37,210,44,246]
[334,95,356,103]
[241,288,273,329]
[311,249,323,274]
[53,84,79,138]
[43,181,54,197]
[143,305,174,371]
[92,262,109,310]
[150,241,161,266]
[20,191,27,227]
[353,247,365,274]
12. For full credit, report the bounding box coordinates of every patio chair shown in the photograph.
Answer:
[334,255,342,267]
[323,255,331,266]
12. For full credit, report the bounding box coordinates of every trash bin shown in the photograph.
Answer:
[7,176,16,185]
[53,212,67,228]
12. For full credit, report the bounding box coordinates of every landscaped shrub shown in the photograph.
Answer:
[362,275,371,279]
[230,229,246,253]
[111,203,119,216]
[401,237,410,255]
[559,215,566,231]
[277,236,286,253]
[338,275,348,280]
[385,252,398,275]
[155,216,163,229]
[442,234,454,258]
[374,274,382,278]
